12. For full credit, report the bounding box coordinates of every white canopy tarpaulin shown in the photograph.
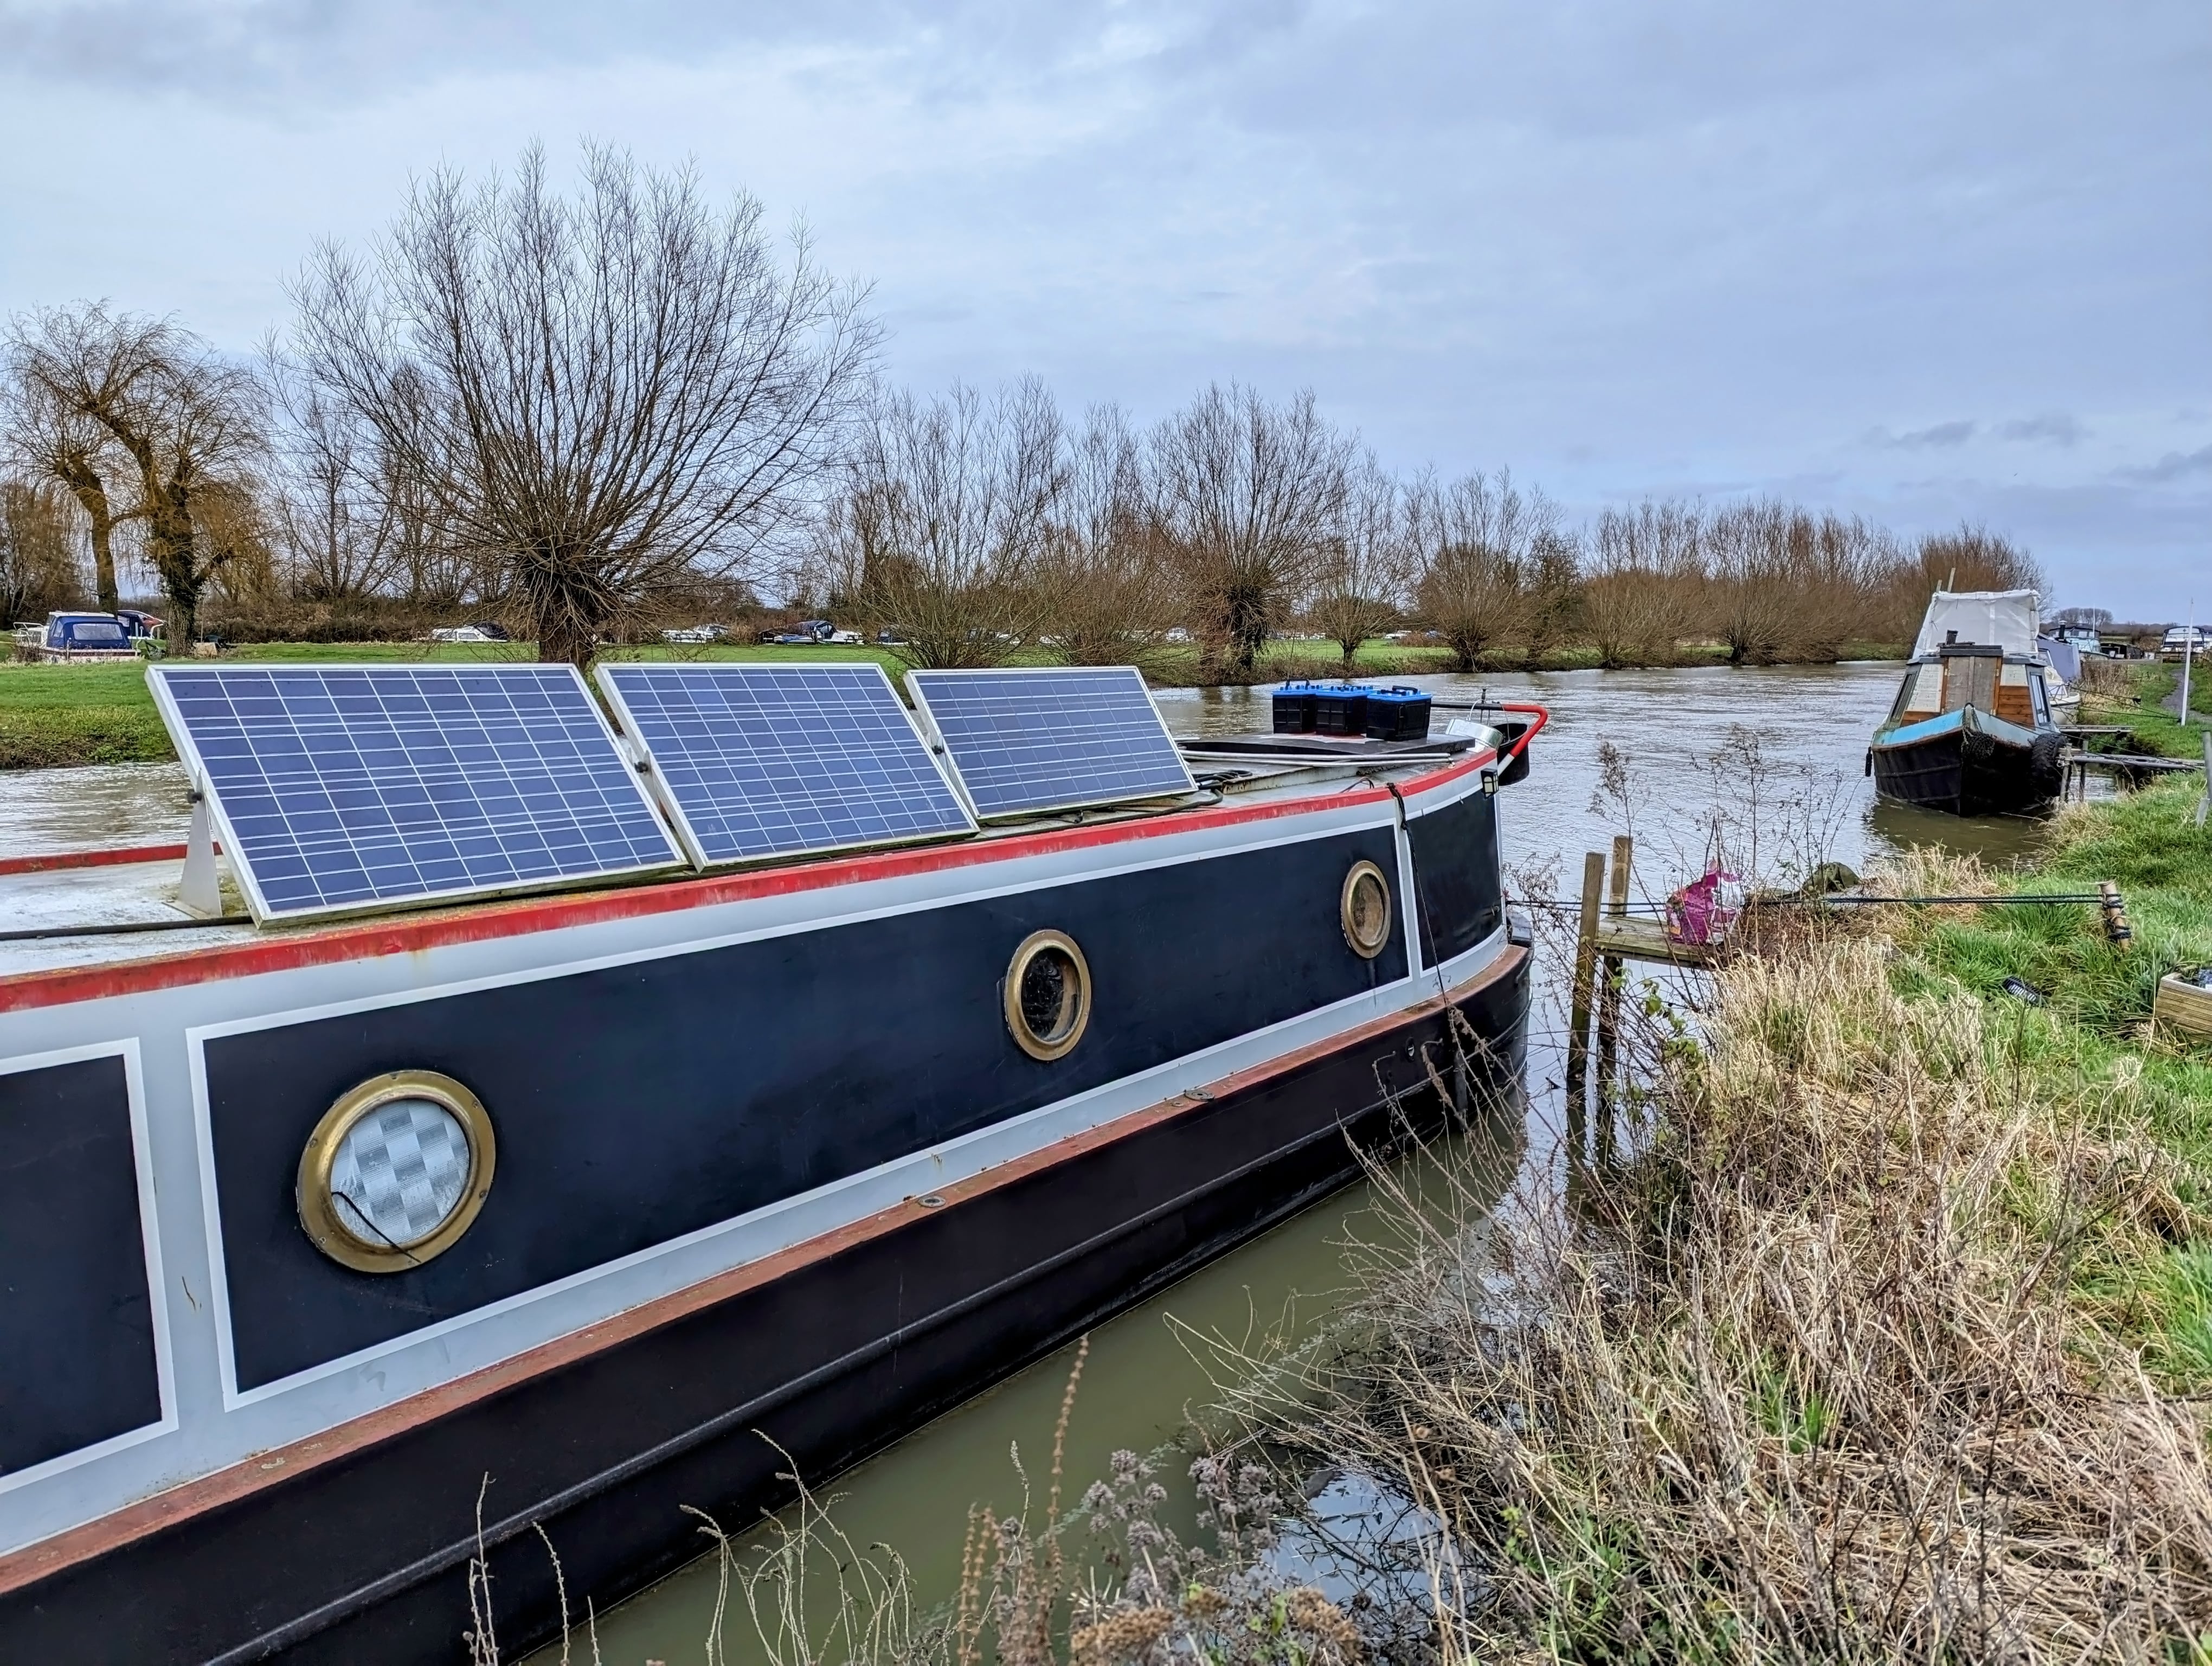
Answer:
[1912,589,2041,661]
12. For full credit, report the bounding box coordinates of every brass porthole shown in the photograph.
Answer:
[1341,860,1393,959]
[297,1069,496,1274]
[1004,930,1093,1061]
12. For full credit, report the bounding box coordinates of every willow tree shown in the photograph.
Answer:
[293,143,876,666]
[5,305,263,638]
[1150,385,1351,677]
[1308,457,1411,670]
[1411,467,1564,670]
[817,379,1066,669]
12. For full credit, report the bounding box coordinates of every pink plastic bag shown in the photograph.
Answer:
[1667,868,1744,946]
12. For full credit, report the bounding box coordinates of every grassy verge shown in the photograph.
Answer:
[2082,659,2212,759]
[0,662,176,768]
[1236,778,2212,1659]
[0,642,924,770]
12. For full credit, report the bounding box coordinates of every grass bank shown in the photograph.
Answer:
[1238,774,2212,1660]
[2082,658,2212,759]
[0,641,918,770]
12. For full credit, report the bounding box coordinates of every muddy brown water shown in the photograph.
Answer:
[0,664,2063,1662]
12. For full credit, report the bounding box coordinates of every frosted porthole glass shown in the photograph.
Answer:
[329,1097,471,1248]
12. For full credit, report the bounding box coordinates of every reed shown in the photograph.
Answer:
[1230,875,2212,1660]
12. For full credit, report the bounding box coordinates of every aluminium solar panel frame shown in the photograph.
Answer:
[593,660,979,870]
[902,664,1201,823]
[147,662,689,926]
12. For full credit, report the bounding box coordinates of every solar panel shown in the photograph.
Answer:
[594,662,976,865]
[148,663,685,922]
[904,667,1197,820]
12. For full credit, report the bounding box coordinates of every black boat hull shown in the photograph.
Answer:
[0,951,1528,1664]
[1871,706,2062,817]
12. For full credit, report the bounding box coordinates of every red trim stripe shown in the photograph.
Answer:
[0,725,1536,1015]
[0,843,189,877]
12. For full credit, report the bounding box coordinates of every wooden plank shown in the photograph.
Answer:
[1569,850,1605,1045]
[2154,975,2212,1042]
[1593,913,1718,967]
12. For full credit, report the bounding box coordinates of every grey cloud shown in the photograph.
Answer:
[1868,421,1977,450]
[2120,444,2212,483]
[1,0,2205,619]
[1994,414,2083,445]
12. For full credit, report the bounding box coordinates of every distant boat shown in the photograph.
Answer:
[1870,589,2066,816]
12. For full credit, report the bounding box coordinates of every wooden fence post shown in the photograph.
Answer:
[1567,849,1605,1106]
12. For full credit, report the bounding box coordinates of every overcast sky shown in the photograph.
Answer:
[1,1,2204,616]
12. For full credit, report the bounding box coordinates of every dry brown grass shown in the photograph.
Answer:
[1253,930,2212,1663]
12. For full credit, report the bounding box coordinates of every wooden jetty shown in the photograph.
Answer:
[2061,726,2208,802]
[1566,836,1717,1098]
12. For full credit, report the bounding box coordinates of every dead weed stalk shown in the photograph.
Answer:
[1251,928,2212,1662]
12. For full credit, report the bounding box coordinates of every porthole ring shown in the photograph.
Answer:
[297,1069,496,1274]
[1004,929,1094,1061]
[1341,860,1393,959]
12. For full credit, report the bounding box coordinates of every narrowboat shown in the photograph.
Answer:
[1870,589,2066,816]
[0,661,1539,1662]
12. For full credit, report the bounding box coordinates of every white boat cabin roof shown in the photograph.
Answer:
[1911,589,2042,662]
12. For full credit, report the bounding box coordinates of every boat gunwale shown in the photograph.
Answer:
[0,742,1506,1013]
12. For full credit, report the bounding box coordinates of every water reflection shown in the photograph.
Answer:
[562,1117,1524,1665]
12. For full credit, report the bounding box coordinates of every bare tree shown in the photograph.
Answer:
[293,143,876,667]
[819,379,1065,668]
[1583,498,1702,668]
[1703,499,1796,666]
[1871,523,2048,644]
[1410,467,1561,669]
[1150,384,1352,677]
[1309,456,1411,670]
[0,478,81,624]
[7,304,265,640]
[261,347,410,603]
[1033,402,1178,668]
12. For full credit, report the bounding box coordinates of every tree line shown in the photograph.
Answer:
[3,144,2044,672]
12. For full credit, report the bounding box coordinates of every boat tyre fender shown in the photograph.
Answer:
[2030,729,2065,799]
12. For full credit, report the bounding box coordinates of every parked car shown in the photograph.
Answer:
[661,624,730,644]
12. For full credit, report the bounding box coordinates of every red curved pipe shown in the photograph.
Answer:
[1495,701,1549,758]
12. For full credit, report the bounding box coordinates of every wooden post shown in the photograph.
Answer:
[2099,880,2132,946]
[1567,849,1605,1109]
[1598,835,1631,1104]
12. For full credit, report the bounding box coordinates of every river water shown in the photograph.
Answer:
[0,663,2060,1664]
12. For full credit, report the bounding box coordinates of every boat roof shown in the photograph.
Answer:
[1911,589,2041,661]
[0,738,1499,1002]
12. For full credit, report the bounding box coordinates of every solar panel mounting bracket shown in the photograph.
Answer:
[178,779,222,918]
